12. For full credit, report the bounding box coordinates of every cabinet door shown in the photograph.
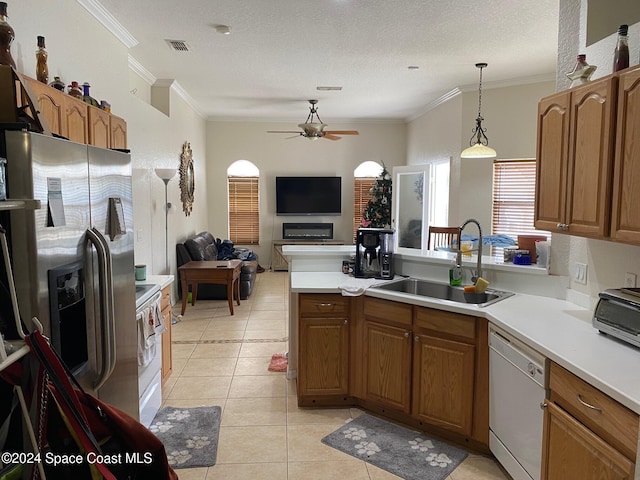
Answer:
[535,91,570,232]
[110,114,128,150]
[611,67,640,243]
[363,320,412,413]
[161,306,172,384]
[64,96,89,144]
[541,401,635,480]
[27,78,66,137]
[412,334,475,435]
[88,105,111,148]
[298,317,349,396]
[565,77,616,237]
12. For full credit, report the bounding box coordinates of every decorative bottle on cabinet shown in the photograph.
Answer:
[36,36,48,84]
[613,24,629,72]
[0,1,16,69]
[67,81,83,99]
[82,82,99,107]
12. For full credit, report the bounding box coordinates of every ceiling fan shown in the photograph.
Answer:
[267,100,359,141]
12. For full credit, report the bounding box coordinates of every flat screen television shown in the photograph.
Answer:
[276,176,342,216]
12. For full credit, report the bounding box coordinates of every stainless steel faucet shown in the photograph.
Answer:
[457,218,483,283]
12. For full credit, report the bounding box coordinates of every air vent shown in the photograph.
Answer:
[165,39,190,52]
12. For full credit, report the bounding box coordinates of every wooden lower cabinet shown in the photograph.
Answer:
[541,362,638,479]
[297,294,489,447]
[542,402,634,480]
[160,285,173,384]
[412,334,475,435]
[297,294,349,402]
[364,320,412,413]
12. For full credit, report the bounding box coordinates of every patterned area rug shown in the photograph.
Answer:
[322,414,468,480]
[149,406,221,469]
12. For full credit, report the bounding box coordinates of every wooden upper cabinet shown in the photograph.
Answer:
[26,79,66,138]
[110,114,127,150]
[611,67,640,243]
[535,90,570,232]
[565,78,616,238]
[63,95,89,145]
[88,104,110,148]
[535,76,616,238]
[21,75,127,149]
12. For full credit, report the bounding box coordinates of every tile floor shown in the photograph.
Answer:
[163,271,512,480]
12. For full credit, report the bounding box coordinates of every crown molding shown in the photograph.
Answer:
[407,88,462,122]
[128,55,156,85]
[152,79,204,118]
[77,0,138,48]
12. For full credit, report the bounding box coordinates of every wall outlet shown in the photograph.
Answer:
[625,272,637,288]
[574,262,588,285]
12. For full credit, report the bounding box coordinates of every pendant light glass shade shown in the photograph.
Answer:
[461,63,496,159]
[461,143,497,159]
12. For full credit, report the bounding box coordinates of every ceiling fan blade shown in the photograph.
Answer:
[323,134,341,141]
[324,130,359,135]
[267,130,303,134]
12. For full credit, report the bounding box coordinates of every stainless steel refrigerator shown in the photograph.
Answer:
[2,130,138,419]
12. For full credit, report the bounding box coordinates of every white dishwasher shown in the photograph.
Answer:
[489,325,547,480]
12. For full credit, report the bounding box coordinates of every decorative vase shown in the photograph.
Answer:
[566,54,597,87]
[49,76,65,91]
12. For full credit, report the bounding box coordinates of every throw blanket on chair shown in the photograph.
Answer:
[215,238,258,261]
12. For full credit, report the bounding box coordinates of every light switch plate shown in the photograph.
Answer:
[575,263,588,285]
[625,272,637,288]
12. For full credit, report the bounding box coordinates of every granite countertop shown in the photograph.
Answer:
[290,271,640,415]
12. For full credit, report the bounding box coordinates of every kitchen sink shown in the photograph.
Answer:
[371,278,514,307]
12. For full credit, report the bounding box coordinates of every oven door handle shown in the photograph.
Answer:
[85,228,116,390]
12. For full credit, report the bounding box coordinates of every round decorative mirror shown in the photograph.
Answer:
[179,141,195,216]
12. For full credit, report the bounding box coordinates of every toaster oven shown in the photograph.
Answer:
[593,288,640,349]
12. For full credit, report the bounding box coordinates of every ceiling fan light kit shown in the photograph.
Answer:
[461,62,497,159]
[267,100,359,141]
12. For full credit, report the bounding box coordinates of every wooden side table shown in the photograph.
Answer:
[178,260,242,315]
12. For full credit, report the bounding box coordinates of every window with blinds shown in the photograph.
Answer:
[228,176,259,245]
[492,159,549,242]
[353,178,377,243]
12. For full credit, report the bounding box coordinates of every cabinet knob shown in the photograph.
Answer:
[540,401,548,410]
[344,319,348,325]
[403,331,410,338]
[414,335,420,342]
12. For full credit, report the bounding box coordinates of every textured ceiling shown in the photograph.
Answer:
[96,0,560,122]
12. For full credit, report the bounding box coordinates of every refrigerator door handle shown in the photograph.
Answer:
[85,228,117,390]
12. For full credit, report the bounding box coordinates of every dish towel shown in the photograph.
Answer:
[338,277,391,296]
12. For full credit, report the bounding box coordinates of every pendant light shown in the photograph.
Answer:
[461,63,497,159]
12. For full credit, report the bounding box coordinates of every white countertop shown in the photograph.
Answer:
[137,274,174,290]
[290,271,640,415]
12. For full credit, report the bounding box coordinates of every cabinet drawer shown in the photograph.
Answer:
[363,297,412,327]
[161,285,171,311]
[550,362,639,460]
[299,294,348,317]
[414,307,476,341]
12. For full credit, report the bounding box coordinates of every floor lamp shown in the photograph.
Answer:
[155,168,177,272]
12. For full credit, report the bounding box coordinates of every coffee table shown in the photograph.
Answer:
[179,259,242,315]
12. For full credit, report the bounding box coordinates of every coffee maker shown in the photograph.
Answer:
[355,228,395,279]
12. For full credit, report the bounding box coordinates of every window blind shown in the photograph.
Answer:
[228,176,259,245]
[492,159,549,241]
[353,178,377,243]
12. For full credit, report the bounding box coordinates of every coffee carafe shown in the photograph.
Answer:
[355,228,395,279]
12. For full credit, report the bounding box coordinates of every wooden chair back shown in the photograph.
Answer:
[427,226,461,250]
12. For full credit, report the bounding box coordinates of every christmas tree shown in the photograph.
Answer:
[361,164,392,228]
